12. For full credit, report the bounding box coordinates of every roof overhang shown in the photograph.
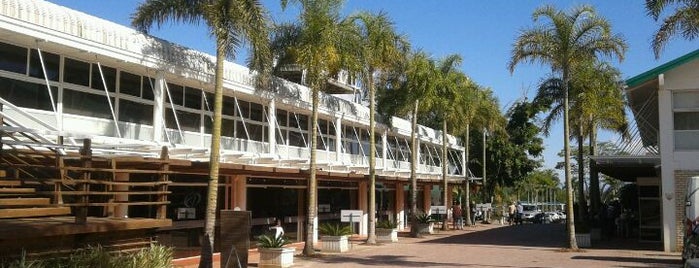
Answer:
[591,155,660,182]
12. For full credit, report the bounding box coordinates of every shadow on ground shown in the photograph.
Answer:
[299,254,464,267]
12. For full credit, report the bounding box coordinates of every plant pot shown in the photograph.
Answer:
[321,235,350,253]
[590,228,601,241]
[414,223,433,235]
[376,228,398,242]
[575,233,591,248]
[259,247,295,268]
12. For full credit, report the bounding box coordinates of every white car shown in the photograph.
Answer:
[545,212,560,222]
[520,204,541,223]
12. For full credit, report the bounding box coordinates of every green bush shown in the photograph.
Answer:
[413,211,434,224]
[376,219,398,229]
[1,244,172,268]
[257,234,291,249]
[318,222,352,236]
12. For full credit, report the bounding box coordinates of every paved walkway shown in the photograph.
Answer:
[284,223,681,268]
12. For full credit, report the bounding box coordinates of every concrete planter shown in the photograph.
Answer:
[575,233,591,248]
[376,228,398,243]
[415,223,434,234]
[259,247,295,268]
[321,235,350,253]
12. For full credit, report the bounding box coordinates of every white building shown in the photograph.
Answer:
[0,0,467,257]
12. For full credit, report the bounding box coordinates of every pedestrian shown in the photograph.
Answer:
[470,202,477,226]
[270,218,284,239]
[508,202,516,225]
[453,203,463,230]
[516,202,524,225]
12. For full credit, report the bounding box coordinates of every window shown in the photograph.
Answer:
[0,42,27,74]
[166,83,184,106]
[0,77,56,111]
[221,95,235,116]
[249,102,263,122]
[142,77,155,100]
[118,99,153,125]
[119,71,142,97]
[63,58,90,86]
[673,91,699,150]
[165,110,200,132]
[63,89,113,119]
[184,87,202,110]
[91,63,116,92]
[29,49,60,81]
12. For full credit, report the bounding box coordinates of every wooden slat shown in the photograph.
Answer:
[0,170,7,177]
[38,191,171,196]
[0,188,35,194]
[0,198,50,206]
[0,207,70,218]
[0,180,21,187]
[65,201,170,206]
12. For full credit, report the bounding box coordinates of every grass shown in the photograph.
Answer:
[1,244,173,268]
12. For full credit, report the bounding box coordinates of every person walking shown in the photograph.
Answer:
[516,202,524,225]
[508,202,516,225]
[453,203,463,230]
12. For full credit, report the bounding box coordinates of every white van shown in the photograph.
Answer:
[520,203,541,223]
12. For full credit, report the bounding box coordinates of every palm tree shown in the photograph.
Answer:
[351,11,407,244]
[645,0,699,58]
[274,0,359,256]
[131,1,270,267]
[509,4,626,249]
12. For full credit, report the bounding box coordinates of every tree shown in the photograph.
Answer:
[351,11,407,244]
[645,0,699,58]
[274,0,359,256]
[131,1,270,267]
[509,4,626,250]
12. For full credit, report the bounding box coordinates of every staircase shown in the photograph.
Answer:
[0,170,70,219]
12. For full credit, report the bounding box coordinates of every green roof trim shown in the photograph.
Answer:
[626,48,699,88]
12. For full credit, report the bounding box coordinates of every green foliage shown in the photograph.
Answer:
[257,234,291,249]
[376,219,398,229]
[1,244,173,268]
[318,222,353,236]
[413,211,434,224]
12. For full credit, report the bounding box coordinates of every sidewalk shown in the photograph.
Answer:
[174,223,682,268]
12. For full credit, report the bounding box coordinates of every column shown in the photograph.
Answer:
[657,73,676,252]
[381,132,388,171]
[416,139,422,173]
[395,182,405,230]
[423,184,432,213]
[113,172,129,218]
[335,116,342,162]
[268,98,276,155]
[152,71,165,142]
[232,175,247,210]
[359,181,368,235]
[297,189,305,242]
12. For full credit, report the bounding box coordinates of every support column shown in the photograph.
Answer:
[114,172,129,218]
[335,116,342,162]
[359,181,368,235]
[152,71,166,142]
[381,132,388,170]
[232,175,247,210]
[657,74,676,252]
[423,184,432,213]
[395,182,405,230]
[268,98,276,155]
[297,189,305,243]
[416,139,422,173]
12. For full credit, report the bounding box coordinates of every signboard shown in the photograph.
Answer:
[476,203,492,210]
[220,210,250,268]
[430,206,447,215]
[340,210,363,222]
[318,204,331,213]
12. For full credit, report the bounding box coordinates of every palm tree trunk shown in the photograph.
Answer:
[442,119,448,230]
[199,43,226,268]
[464,123,471,226]
[588,121,600,222]
[410,99,419,237]
[367,76,377,244]
[577,124,587,223]
[563,73,578,250]
[303,84,319,256]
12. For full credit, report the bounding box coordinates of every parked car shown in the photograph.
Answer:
[520,204,541,223]
[555,211,566,222]
[545,212,560,222]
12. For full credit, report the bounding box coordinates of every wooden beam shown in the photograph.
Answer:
[0,207,71,219]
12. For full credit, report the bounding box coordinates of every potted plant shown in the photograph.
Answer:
[574,222,591,248]
[319,222,352,253]
[376,219,399,242]
[257,234,294,268]
[413,211,435,235]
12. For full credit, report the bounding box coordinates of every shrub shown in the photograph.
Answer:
[413,211,434,224]
[318,222,353,236]
[1,244,172,268]
[257,234,291,249]
[376,219,398,229]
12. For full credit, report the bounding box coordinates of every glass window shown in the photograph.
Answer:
[0,77,56,111]
[91,64,116,92]
[288,131,306,147]
[221,118,235,137]
[236,121,248,139]
[63,58,90,86]
[221,95,235,116]
[166,83,184,106]
[250,102,264,122]
[276,110,288,127]
[276,129,287,145]
[119,71,141,97]
[29,49,60,81]
[165,110,200,132]
[297,114,308,131]
[673,91,699,109]
[118,99,153,125]
[63,89,113,119]
[238,100,250,119]
[142,77,155,100]
[249,124,265,142]
[0,42,27,74]
[674,112,699,130]
[184,87,202,110]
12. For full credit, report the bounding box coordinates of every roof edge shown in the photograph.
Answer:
[626,48,699,88]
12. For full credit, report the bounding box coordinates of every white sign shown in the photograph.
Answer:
[340,210,363,222]
[476,203,492,210]
[430,206,447,215]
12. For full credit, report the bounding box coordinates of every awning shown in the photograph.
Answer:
[591,155,660,182]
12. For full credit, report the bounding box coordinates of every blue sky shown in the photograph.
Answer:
[50,0,696,180]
